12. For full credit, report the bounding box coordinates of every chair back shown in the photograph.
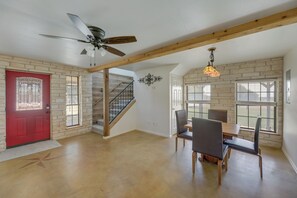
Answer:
[175,110,188,134]
[192,118,224,159]
[208,109,228,122]
[254,117,262,153]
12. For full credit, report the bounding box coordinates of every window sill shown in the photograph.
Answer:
[240,128,281,136]
[66,125,83,130]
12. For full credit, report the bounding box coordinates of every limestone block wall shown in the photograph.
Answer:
[0,54,92,152]
[184,57,283,148]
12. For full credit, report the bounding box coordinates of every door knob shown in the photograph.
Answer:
[45,104,50,113]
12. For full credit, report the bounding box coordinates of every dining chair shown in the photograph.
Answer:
[192,117,230,185]
[175,110,192,152]
[224,117,263,178]
[208,109,228,123]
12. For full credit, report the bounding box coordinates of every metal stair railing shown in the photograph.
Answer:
[93,81,129,107]
[109,80,134,123]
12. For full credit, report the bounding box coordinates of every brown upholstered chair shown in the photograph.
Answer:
[192,118,229,185]
[224,117,263,178]
[175,110,192,152]
[208,109,228,122]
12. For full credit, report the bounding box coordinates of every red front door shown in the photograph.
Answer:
[6,71,50,147]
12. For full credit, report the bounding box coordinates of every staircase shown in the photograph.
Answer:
[109,81,134,122]
[92,73,134,135]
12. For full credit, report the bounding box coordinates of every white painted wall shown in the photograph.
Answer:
[109,104,137,138]
[283,45,297,173]
[134,65,177,137]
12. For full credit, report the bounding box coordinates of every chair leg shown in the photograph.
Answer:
[183,139,185,147]
[228,148,232,159]
[258,154,263,179]
[218,160,222,185]
[192,151,197,174]
[199,154,204,162]
[175,137,178,152]
[224,154,228,172]
[258,148,262,167]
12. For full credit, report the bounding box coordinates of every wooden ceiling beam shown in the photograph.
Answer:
[88,7,297,72]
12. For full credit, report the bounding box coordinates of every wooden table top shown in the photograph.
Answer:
[184,122,240,137]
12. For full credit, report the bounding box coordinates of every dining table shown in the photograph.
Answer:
[184,122,240,139]
[184,121,240,163]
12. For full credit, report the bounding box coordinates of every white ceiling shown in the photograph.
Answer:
[1,0,297,74]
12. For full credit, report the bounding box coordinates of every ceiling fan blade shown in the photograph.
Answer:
[102,45,126,57]
[102,36,137,44]
[39,34,89,43]
[67,13,94,41]
[81,49,87,55]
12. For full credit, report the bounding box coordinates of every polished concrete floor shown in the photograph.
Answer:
[0,131,296,198]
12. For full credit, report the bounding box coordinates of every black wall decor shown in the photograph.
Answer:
[138,73,162,86]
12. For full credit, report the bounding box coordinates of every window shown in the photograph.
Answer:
[236,80,276,132]
[66,76,80,127]
[186,84,211,119]
[16,77,42,111]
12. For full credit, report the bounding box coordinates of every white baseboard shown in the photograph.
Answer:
[102,129,133,139]
[101,129,171,140]
[170,132,177,138]
[282,147,297,174]
[137,129,170,138]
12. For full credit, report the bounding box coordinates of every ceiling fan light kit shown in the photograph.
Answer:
[39,13,137,64]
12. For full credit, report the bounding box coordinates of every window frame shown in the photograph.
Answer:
[66,76,81,127]
[235,79,277,133]
[185,83,211,120]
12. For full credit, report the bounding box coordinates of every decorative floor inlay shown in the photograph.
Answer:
[0,140,61,162]
[20,152,61,169]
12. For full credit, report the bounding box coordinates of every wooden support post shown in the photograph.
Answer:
[103,68,110,137]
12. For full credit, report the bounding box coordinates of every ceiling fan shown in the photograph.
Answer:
[40,13,137,57]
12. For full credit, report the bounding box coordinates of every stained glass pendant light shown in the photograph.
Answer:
[203,47,220,77]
